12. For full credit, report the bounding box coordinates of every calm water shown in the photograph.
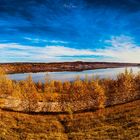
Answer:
[8,67,140,82]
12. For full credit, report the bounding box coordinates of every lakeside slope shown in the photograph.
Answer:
[0,99,140,140]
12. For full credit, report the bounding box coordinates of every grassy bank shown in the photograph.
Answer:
[0,99,140,140]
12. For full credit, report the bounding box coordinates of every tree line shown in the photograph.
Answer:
[0,68,140,112]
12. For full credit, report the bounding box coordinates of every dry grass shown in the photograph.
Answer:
[0,99,140,140]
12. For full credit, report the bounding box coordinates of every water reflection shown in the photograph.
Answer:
[8,67,140,83]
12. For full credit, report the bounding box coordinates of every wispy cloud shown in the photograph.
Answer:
[0,35,140,63]
[24,37,68,44]
[100,35,140,63]
[50,40,68,44]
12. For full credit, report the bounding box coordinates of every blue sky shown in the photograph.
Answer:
[0,0,140,62]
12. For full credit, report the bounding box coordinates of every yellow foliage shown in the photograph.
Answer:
[0,68,140,112]
[63,81,71,93]
[0,67,5,76]
[91,80,106,109]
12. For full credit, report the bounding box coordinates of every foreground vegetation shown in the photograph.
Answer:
[0,67,140,139]
[0,99,140,140]
[0,68,140,112]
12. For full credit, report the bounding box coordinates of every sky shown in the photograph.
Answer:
[0,0,140,63]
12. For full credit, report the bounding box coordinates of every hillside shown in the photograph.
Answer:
[0,62,139,74]
[0,99,140,140]
[0,66,140,139]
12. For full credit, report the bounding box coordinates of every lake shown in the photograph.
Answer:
[8,67,140,82]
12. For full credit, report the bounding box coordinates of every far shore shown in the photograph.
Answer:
[0,61,139,74]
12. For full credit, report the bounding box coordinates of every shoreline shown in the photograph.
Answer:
[0,61,139,74]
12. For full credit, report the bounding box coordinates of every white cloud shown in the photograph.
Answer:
[24,37,68,44]
[0,35,140,63]
[41,46,98,56]
[100,35,140,63]
[50,40,68,44]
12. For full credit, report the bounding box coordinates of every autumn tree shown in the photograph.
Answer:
[54,81,63,93]
[63,81,71,94]
[0,68,14,96]
[12,82,21,98]
[115,68,136,103]
[37,80,43,93]
[49,80,56,93]
[91,80,106,109]
[71,78,85,94]
[0,67,5,76]
[131,70,140,99]
[20,75,39,112]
